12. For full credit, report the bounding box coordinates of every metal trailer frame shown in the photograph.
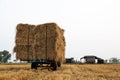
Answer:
[28,59,61,70]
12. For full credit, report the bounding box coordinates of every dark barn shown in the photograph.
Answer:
[80,56,104,64]
[65,57,74,64]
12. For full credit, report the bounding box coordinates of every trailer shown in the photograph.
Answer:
[14,23,65,70]
[21,55,62,70]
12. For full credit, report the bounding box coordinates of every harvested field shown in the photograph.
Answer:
[0,64,119,80]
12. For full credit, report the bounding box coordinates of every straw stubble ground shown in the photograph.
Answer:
[0,64,119,80]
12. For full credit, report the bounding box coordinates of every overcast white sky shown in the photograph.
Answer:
[0,0,120,60]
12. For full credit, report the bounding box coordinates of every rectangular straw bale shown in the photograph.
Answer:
[14,45,34,60]
[33,24,46,35]
[33,45,46,60]
[15,38,34,45]
[16,24,28,31]
[16,24,35,31]
[15,24,35,45]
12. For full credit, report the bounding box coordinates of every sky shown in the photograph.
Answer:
[0,0,120,61]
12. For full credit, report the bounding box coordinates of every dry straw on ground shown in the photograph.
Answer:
[0,64,120,80]
[14,23,65,62]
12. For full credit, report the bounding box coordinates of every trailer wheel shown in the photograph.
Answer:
[51,61,57,71]
[31,62,37,69]
[57,61,61,67]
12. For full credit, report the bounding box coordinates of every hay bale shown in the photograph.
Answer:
[14,45,34,60]
[33,45,46,59]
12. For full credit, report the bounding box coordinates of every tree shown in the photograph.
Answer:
[0,50,11,63]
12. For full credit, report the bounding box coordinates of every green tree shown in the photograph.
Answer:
[0,50,11,63]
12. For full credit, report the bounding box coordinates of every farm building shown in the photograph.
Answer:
[80,55,104,64]
[65,57,74,64]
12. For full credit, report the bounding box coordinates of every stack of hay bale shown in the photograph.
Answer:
[14,24,35,60]
[14,23,65,62]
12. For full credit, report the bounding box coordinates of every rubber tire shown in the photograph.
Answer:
[31,63,37,69]
[57,61,61,67]
[52,61,58,71]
